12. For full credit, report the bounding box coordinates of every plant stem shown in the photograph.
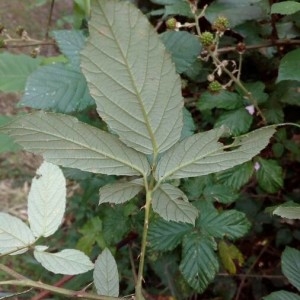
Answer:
[0,279,122,300]
[209,50,267,124]
[135,189,153,300]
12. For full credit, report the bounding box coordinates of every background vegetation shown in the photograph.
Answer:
[0,0,300,299]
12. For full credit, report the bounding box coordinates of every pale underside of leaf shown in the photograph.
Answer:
[155,126,276,181]
[99,178,144,204]
[152,183,198,224]
[28,161,66,238]
[0,111,150,177]
[0,213,35,255]
[93,248,119,297]
[81,0,183,155]
[33,248,94,275]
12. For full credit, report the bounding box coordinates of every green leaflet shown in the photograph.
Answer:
[0,111,150,177]
[152,183,198,224]
[99,179,143,204]
[264,291,300,300]
[282,247,300,291]
[271,1,300,15]
[179,233,219,293]
[155,126,276,181]
[20,64,94,113]
[277,49,300,82]
[0,53,41,92]
[148,218,192,251]
[81,0,183,155]
[160,31,201,73]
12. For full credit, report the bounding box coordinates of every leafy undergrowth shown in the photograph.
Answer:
[1,0,300,300]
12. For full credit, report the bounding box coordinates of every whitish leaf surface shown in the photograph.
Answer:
[264,291,300,300]
[52,30,86,66]
[273,201,300,219]
[282,247,300,291]
[180,233,219,293]
[28,162,66,238]
[277,49,300,82]
[148,218,191,251]
[0,53,41,92]
[33,248,94,275]
[20,64,94,113]
[271,1,300,15]
[152,184,198,224]
[99,179,143,205]
[93,248,119,297]
[155,126,276,181]
[81,0,183,154]
[0,213,35,255]
[196,201,250,240]
[0,112,150,176]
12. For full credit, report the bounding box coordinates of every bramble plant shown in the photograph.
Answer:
[1,0,300,299]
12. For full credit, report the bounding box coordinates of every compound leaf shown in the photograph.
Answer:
[152,184,198,224]
[0,53,41,92]
[180,233,219,293]
[81,0,183,155]
[282,247,300,291]
[0,213,35,255]
[93,248,119,297]
[0,111,150,177]
[148,218,192,251]
[28,161,66,238]
[155,126,276,181]
[33,248,94,275]
[99,179,143,204]
[20,64,94,113]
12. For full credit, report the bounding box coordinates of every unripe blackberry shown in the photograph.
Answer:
[166,18,177,30]
[208,80,222,93]
[212,16,230,32]
[200,31,214,47]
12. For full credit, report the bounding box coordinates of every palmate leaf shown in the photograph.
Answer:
[99,178,143,204]
[152,183,198,224]
[81,0,183,155]
[179,233,219,293]
[0,112,150,177]
[93,248,119,297]
[28,162,66,238]
[155,126,276,181]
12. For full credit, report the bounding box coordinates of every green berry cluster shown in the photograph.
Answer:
[166,18,177,30]
[212,16,230,32]
[208,80,222,93]
[199,31,214,48]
